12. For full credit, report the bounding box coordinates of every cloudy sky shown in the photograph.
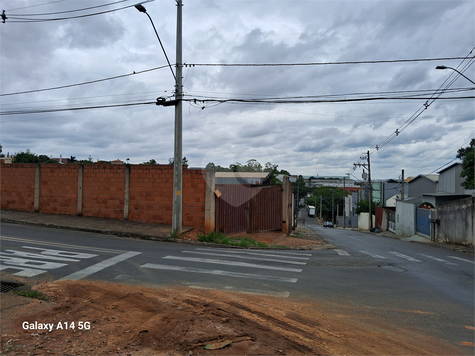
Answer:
[1,0,474,180]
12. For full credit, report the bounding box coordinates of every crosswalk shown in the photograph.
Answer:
[141,248,312,293]
[334,248,474,266]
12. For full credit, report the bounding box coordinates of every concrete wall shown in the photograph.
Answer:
[395,200,416,236]
[1,163,208,230]
[436,197,474,245]
[357,213,375,230]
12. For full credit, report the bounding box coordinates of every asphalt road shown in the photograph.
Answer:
[1,217,474,352]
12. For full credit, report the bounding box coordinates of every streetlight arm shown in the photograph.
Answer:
[436,65,475,85]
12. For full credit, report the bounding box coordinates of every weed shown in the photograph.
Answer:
[197,232,269,248]
[168,228,186,240]
[13,288,49,300]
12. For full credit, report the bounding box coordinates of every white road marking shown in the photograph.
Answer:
[347,236,361,241]
[360,251,386,259]
[0,265,47,277]
[1,235,126,254]
[141,263,298,283]
[162,256,302,272]
[418,254,458,265]
[0,253,68,269]
[335,249,350,256]
[181,251,307,265]
[3,249,80,262]
[58,251,141,281]
[389,252,422,262]
[448,256,475,264]
[22,246,97,259]
[194,248,311,259]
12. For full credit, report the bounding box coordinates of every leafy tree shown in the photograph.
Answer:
[355,199,377,215]
[68,156,77,163]
[456,138,474,189]
[168,157,188,166]
[12,151,39,163]
[308,186,348,221]
[37,155,58,163]
[142,159,158,165]
[0,143,3,157]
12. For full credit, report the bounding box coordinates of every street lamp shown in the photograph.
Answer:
[136,1,184,233]
[435,65,475,85]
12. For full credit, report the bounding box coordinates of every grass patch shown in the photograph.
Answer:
[197,231,269,248]
[13,288,49,300]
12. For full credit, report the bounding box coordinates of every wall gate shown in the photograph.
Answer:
[416,208,431,237]
[215,184,283,234]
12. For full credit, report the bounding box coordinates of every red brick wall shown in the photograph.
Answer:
[129,165,173,224]
[1,163,36,212]
[82,165,126,219]
[183,169,207,229]
[39,164,78,215]
[1,163,207,229]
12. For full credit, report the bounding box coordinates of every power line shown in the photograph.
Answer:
[6,0,131,16]
[3,2,144,23]
[5,0,67,12]
[185,57,471,67]
[0,101,155,115]
[0,65,169,96]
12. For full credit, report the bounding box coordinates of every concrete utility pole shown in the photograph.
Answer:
[353,150,373,230]
[172,0,183,233]
[343,176,346,228]
[401,169,405,201]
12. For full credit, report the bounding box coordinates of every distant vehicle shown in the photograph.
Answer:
[307,205,315,217]
[323,221,333,228]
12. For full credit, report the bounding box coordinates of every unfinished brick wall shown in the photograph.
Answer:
[128,165,173,225]
[82,165,125,220]
[39,164,78,215]
[1,162,208,230]
[0,163,36,212]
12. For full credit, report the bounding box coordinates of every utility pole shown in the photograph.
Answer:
[401,169,405,201]
[343,176,346,228]
[331,189,334,224]
[172,0,183,233]
[320,195,322,222]
[354,150,373,230]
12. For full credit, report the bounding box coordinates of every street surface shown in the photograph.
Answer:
[1,211,474,353]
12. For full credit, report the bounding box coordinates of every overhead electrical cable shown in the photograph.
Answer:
[5,0,67,12]
[3,1,150,23]
[0,65,169,96]
[185,57,471,67]
[6,0,132,16]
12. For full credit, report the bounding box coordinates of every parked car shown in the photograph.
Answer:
[323,221,333,228]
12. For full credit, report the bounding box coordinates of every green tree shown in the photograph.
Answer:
[309,186,348,221]
[12,151,39,163]
[355,199,377,215]
[142,159,158,165]
[456,138,474,189]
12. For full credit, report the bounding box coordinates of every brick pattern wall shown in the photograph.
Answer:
[1,163,207,229]
[82,165,126,219]
[129,165,173,224]
[39,164,78,215]
[0,163,36,212]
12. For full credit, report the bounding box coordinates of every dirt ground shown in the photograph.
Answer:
[0,230,467,355]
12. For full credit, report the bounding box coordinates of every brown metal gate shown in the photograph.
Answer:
[215,184,283,234]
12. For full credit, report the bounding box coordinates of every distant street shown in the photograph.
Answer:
[1,215,474,353]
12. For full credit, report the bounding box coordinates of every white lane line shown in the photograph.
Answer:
[163,256,302,272]
[181,251,307,265]
[335,249,350,256]
[182,283,291,298]
[58,251,141,281]
[448,256,475,264]
[347,236,361,241]
[418,254,458,265]
[141,263,298,283]
[360,251,386,259]
[389,252,422,262]
[0,235,126,254]
[194,248,311,259]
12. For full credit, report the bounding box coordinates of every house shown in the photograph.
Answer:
[215,172,272,185]
[407,174,438,197]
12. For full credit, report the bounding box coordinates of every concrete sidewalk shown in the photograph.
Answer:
[1,209,179,241]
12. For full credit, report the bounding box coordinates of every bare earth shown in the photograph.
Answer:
[0,231,467,355]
